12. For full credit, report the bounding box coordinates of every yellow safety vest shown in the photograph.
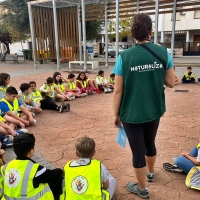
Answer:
[0,87,7,93]
[1,98,20,116]
[31,89,43,102]
[76,80,87,89]
[197,143,200,149]
[0,168,3,198]
[109,77,115,85]
[96,76,106,84]
[19,93,34,106]
[55,83,65,93]
[184,71,195,81]
[0,108,6,123]
[1,160,54,200]
[68,82,76,90]
[42,84,54,98]
[64,159,110,200]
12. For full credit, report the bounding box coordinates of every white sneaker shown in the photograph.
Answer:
[69,96,75,101]
[30,119,37,126]
[108,88,113,92]
[81,93,88,97]
[32,112,35,117]
[104,88,109,93]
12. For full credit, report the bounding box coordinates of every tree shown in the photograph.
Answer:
[86,20,104,41]
[0,0,33,42]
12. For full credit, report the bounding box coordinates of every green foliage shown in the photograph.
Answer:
[86,20,104,41]
[0,0,33,41]
[108,17,132,40]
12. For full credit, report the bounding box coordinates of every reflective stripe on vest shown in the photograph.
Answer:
[1,98,20,116]
[1,160,54,200]
[68,82,76,90]
[31,90,43,102]
[0,109,6,122]
[0,87,7,93]
[43,84,54,98]
[64,159,110,200]
[76,80,86,89]
[96,76,105,84]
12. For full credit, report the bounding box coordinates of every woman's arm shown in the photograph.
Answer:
[165,67,175,88]
[113,75,123,126]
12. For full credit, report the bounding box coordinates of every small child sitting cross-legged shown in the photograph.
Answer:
[63,136,116,199]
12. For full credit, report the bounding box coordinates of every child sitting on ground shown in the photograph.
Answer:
[63,136,116,199]
[1,133,64,200]
[76,72,95,95]
[108,73,115,89]
[30,81,69,113]
[66,73,87,98]
[53,72,74,101]
[0,86,36,127]
[18,83,42,114]
[96,70,113,93]
[182,67,195,83]
[0,142,6,167]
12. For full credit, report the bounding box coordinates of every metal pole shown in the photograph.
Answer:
[28,5,37,69]
[105,1,108,68]
[137,0,140,13]
[171,0,177,60]
[81,0,87,71]
[154,0,159,44]
[52,0,60,70]
[115,0,119,60]
[77,5,83,62]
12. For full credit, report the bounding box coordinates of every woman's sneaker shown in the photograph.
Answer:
[146,170,155,182]
[127,182,149,199]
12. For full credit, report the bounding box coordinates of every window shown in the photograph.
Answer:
[194,10,200,19]
[171,12,180,21]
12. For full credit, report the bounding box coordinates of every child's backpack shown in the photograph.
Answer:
[186,166,200,190]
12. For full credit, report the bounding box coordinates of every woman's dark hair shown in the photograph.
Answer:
[77,72,86,81]
[0,73,10,87]
[13,133,35,158]
[53,72,62,84]
[131,13,152,41]
[68,73,75,79]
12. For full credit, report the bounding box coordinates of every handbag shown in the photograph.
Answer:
[116,126,127,148]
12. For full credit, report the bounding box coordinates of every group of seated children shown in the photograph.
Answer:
[0,134,116,200]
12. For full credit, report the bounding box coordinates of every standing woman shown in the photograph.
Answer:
[113,13,175,199]
[0,73,10,100]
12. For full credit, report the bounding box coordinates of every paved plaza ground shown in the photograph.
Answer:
[1,60,200,199]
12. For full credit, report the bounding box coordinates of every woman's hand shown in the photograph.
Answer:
[114,114,122,127]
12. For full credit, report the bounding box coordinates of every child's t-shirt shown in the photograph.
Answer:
[0,99,22,114]
[70,158,111,184]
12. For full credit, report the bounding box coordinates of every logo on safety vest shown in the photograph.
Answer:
[6,169,20,188]
[72,176,88,194]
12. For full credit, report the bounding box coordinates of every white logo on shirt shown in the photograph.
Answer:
[130,61,163,72]
[72,176,88,194]
[6,168,21,188]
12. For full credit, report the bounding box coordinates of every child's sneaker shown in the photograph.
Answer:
[163,162,184,173]
[69,96,75,101]
[2,139,13,148]
[30,119,37,126]
[58,102,64,113]
[146,170,155,182]
[104,88,109,93]
[127,182,149,199]
[81,93,88,97]
[32,112,36,117]
[64,103,70,112]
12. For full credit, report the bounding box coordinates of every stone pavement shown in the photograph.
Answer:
[1,62,200,199]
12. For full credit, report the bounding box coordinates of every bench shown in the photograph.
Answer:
[0,54,19,64]
[69,61,99,70]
